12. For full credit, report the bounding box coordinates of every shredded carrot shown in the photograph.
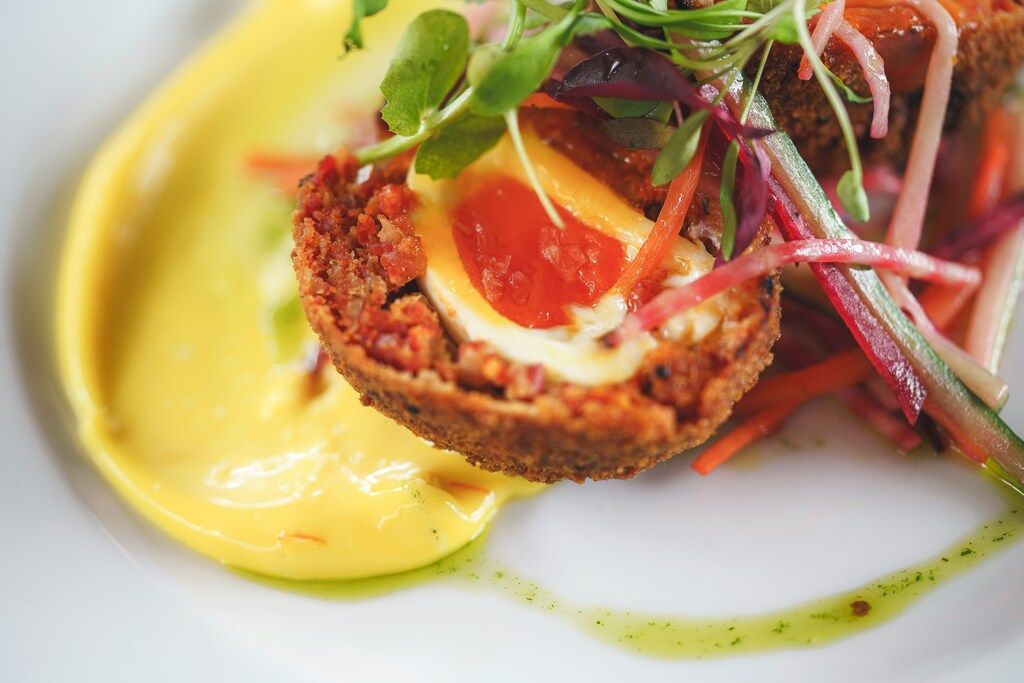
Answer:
[245,152,319,196]
[692,402,800,475]
[735,348,871,417]
[521,92,576,111]
[968,109,1012,219]
[915,282,975,331]
[615,134,707,298]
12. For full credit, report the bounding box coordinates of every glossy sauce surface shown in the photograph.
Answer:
[56,0,538,581]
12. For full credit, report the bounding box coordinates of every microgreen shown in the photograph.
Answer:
[791,0,869,221]
[469,1,584,117]
[350,0,867,229]
[827,68,873,104]
[594,97,671,120]
[380,10,469,136]
[415,114,507,179]
[652,110,708,186]
[719,140,741,259]
[600,118,676,149]
[343,0,389,53]
[504,109,564,227]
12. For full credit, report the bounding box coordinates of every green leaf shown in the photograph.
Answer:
[600,118,676,149]
[343,0,389,53]
[380,10,470,136]
[650,0,669,11]
[415,115,507,179]
[719,140,740,259]
[837,169,870,222]
[651,109,708,187]
[827,68,872,104]
[467,44,505,88]
[469,3,582,117]
[594,97,670,119]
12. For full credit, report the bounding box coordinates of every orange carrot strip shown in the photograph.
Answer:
[915,282,975,331]
[521,93,576,111]
[615,134,707,298]
[968,109,1012,219]
[692,402,800,475]
[245,153,319,196]
[735,348,871,417]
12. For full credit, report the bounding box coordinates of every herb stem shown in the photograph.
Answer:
[740,39,774,124]
[503,1,528,50]
[504,109,565,228]
[792,0,863,184]
[515,0,567,21]
[355,89,474,164]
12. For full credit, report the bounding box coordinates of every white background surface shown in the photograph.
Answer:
[2,2,1023,681]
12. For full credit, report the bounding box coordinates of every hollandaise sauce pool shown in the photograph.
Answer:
[56,0,540,581]
[56,0,1023,662]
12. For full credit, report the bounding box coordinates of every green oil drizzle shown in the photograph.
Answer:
[240,500,1022,659]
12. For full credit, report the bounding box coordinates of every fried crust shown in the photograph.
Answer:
[293,113,780,483]
[757,1,1024,173]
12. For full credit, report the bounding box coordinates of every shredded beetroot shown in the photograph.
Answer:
[768,178,926,422]
[930,191,1024,260]
[611,238,979,341]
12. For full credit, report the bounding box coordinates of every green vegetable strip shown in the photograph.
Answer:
[739,87,1024,484]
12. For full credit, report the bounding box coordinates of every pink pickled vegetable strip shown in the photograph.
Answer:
[965,224,1024,369]
[964,107,1024,370]
[865,376,902,413]
[880,272,1007,409]
[798,0,847,80]
[840,387,923,450]
[833,20,891,138]
[767,177,926,422]
[610,239,980,342]
[884,0,957,250]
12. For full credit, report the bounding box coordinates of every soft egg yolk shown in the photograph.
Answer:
[451,176,626,328]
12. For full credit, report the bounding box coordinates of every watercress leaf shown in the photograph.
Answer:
[647,100,675,123]
[380,10,469,136]
[415,114,506,179]
[652,109,708,186]
[837,169,871,222]
[467,44,505,88]
[768,0,821,43]
[601,118,676,149]
[827,68,872,104]
[594,97,666,119]
[573,13,611,36]
[719,140,740,260]
[343,0,389,53]
[470,3,582,116]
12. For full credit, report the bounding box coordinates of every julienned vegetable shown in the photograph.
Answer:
[611,238,980,341]
[337,0,1024,486]
[739,89,1024,483]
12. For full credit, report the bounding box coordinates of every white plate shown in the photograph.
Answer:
[2,2,1023,681]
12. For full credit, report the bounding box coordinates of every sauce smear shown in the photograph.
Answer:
[452,176,625,328]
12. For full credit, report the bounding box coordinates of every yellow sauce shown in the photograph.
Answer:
[56,0,539,581]
[53,0,1024,662]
